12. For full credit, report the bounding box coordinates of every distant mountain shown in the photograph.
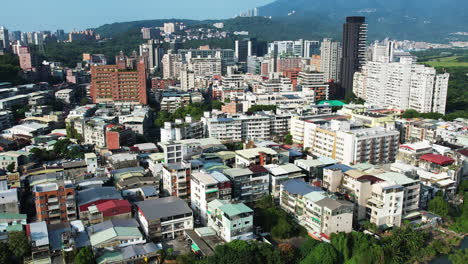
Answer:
[92,0,468,43]
[258,0,468,41]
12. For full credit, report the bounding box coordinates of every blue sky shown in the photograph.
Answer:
[1,0,273,32]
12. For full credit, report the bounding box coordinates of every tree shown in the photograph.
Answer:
[428,196,450,218]
[211,100,224,110]
[301,243,339,264]
[6,162,15,173]
[80,97,89,106]
[176,253,198,264]
[402,109,420,118]
[331,232,352,261]
[8,231,31,259]
[75,247,95,264]
[0,242,12,263]
[449,248,468,264]
[284,133,293,145]
[299,238,320,260]
[247,105,277,113]
[206,240,281,264]
[278,243,298,264]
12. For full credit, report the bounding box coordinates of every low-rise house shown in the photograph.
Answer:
[86,200,132,225]
[0,188,20,214]
[0,213,27,232]
[223,165,269,203]
[76,187,123,220]
[88,219,145,249]
[96,242,162,264]
[27,221,50,262]
[235,147,279,168]
[279,179,354,239]
[207,199,254,242]
[264,163,307,197]
[135,197,193,241]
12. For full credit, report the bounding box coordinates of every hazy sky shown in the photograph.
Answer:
[1,0,273,32]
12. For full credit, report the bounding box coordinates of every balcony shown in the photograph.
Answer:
[48,197,58,203]
[49,204,60,210]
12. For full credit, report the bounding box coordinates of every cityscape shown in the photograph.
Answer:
[0,0,468,264]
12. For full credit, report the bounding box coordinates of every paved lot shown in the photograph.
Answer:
[162,237,192,255]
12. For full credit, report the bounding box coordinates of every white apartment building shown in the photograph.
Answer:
[160,116,204,143]
[207,199,254,242]
[322,166,420,228]
[55,89,75,104]
[206,115,270,142]
[162,161,196,201]
[190,171,232,225]
[301,120,399,165]
[240,91,315,112]
[279,179,353,239]
[162,52,182,79]
[256,78,293,93]
[353,58,450,114]
[320,38,342,82]
[189,57,222,77]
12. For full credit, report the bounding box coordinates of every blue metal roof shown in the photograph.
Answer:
[282,179,322,196]
[324,164,353,172]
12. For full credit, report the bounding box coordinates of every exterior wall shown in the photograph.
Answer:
[90,62,147,105]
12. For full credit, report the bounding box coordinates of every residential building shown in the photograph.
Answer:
[207,199,254,242]
[264,163,307,197]
[320,38,342,82]
[353,58,450,114]
[33,181,76,224]
[140,39,164,73]
[85,199,132,225]
[299,119,399,165]
[135,197,193,240]
[297,72,329,101]
[162,161,196,201]
[160,116,204,143]
[88,219,145,249]
[0,189,20,214]
[235,147,279,168]
[76,187,123,220]
[191,171,232,225]
[90,60,148,105]
[340,16,367,95]
[223,166,269,203]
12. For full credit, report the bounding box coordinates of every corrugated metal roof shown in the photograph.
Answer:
[136,197,191,221]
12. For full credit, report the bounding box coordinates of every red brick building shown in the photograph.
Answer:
[90,60,148,105]
[106,124,136,150]
[283,68,301,91]
[33,181,76,224]
[151,77,176,91]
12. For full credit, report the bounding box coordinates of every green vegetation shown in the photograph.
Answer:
[449,248,468,264]
[247,105,277,113]
[11,105,31,122]
[401,109,468,121]
[74,247,95,264]
[154,101,222,127]
[0,53,25,85]
[0,242,12,263]
[8,231,31,261]
[412,49,468,120]
[254,195,307,239]
[449,180,468,233]
[428,195,450,218]
[203,240,282,264]
[66,124,83,142]
[284,133,293,145]
[6,162,15,173]
[30,138,84,161]
[423,56,468,67]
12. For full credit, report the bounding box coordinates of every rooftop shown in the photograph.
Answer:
[282,179,322,196]
[136,197,191,220]
[375,171,419,186]
[236,147,278,159]
[420,154,455,166]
